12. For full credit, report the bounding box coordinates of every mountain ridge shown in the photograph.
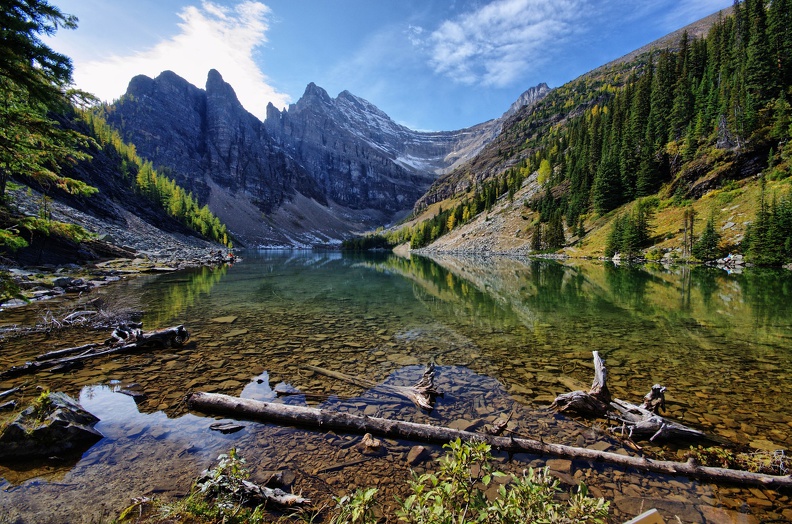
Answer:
[105,70,550,247]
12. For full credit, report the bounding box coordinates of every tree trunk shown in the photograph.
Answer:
[187,391,792,489]
[550,351,611,416]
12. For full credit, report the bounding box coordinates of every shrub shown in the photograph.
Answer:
[332,439,609,524]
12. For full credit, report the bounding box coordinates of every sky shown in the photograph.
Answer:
[47,0,733,132]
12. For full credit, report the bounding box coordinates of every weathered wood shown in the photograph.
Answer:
[609,398,711,442]
[305,362,439,411]
[0,385,23,400]
[640,384,666,414]
[551,352,712,442]
[36,342,101,361]
[239,480,309,507]
[589,351,611,402]
[550,351,612,416]
[0,325,190,379]
[187,391,792,489]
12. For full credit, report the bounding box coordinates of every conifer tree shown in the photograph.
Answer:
[0,0,96,202]
[692,214,722,260]
[768,0,792,91]
[592,156,621,215]
[744,0,775,130]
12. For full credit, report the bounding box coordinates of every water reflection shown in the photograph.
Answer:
[138,264,229,328]
[1,251,791,523]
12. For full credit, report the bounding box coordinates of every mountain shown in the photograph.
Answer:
[104,71,549,247]
[395,3,792,264]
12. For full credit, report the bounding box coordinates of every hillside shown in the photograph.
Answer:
[394,1,792,265]
[0,110,229,269]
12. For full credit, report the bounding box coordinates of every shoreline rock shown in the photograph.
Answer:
[0,391,102,461]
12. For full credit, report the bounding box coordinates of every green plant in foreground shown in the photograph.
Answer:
[31,389,53,420]
[333,438,609,524]
[117,448,271,524]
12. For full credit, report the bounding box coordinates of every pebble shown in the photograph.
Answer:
[211,316,238,324]
[406,446,427,466]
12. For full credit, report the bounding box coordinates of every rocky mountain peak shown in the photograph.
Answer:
[502,82,552,119]
[105,71,532,247]
[292,82,334,112]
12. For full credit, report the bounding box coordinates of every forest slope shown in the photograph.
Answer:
[392,0,792,266]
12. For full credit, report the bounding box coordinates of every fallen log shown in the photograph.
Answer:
[0,325,190,379]
[36,342,101,361]
[551,352,713,442]
[305,362,439,411]
[609,398,711,442]
[187,391,792,489]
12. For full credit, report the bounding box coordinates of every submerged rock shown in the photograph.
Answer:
[0,391,102,461]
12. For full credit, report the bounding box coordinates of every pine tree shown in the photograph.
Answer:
[648,50,675,149]
[768,0,792,92]
[530,222,543,251]
[592,156,622,215]
[744,0,775,130]
[545,212,565,249]
[692,214,722,260]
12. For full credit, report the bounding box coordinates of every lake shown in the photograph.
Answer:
[1,251,791,523]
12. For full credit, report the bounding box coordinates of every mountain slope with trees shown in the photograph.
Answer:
[393,0,792,266]
[1,0,230,274]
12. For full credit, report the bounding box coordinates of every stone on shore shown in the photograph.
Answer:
[0,391,102,461]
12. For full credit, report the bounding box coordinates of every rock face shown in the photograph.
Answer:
[0,391,102,461]
[105,70,550,247]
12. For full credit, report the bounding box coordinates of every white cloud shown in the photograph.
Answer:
[423,0,586,87]
[72,1,289,120]
[659,0,733,32]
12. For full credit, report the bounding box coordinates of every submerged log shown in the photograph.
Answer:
[0,325,190,379]
[187,391,792,489]
[0,384,24,400]
[305,362,439,411]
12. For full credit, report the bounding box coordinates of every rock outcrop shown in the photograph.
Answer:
[105,70,550,247]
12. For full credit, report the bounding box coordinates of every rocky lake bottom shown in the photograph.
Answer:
[1,251,791,523]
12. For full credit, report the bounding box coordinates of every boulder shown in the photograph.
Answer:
[0,391,102,461]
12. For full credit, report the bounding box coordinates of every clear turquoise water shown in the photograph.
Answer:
[1,251,791,523]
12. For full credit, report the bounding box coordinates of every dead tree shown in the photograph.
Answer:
[550,351,611,417]
[304,362,439,411]
[551,352,714,443]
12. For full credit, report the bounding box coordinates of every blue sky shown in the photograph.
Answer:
[49,0,733,131]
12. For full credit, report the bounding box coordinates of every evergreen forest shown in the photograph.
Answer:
[395,0,792,264]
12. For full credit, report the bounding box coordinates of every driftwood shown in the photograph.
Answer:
[0,384,24,400]
[238,480,309,507]
[551,352,712,442]
[187,391,792,489]
[550,351,611,416]
[0,325,190,379]
[609,398,709,442]
[304,362,439,411]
